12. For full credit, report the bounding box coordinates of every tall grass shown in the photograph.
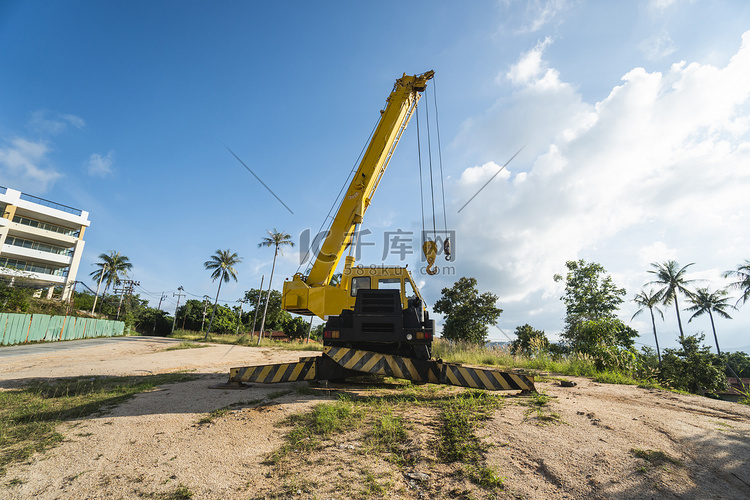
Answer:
[432,339,645,385]
[169,329,323,352]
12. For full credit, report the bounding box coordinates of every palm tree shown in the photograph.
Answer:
[257,229,294,345]
[89,251,132,313]
[204,249,242,337]
[686,287,736,355]
[632,288,665,366]
[723,259,750,308]
[647,260,696,338]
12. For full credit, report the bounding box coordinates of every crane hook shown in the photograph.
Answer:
[422,240,438,275]
[443,238,452,261]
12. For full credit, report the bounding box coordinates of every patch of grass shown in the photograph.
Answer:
[434,390,506,489]
[164,341,209,352]
[267,395,366,464]
[520,391,563,425]
[365,404,414,466]
[465,464,504,488]
[164,484,193,500]
[631,448,681,466]
[0,373,199,476]
[362,468,391,495]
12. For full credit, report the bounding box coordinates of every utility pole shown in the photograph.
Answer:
[66,281,78,316]
[152,293,167,335]
[250,275,264,344]
[305,315,314,344]
[235,298,247,335]
[171,286,185,335]
[116,280,139,320]
[200,295,211,332]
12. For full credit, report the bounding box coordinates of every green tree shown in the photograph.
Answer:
[433,277,502,344]
[243,289,291,332]
[89,251,132,313]
[685,287,736,355]
[283,316,310,340]
[723,259,750,308]
[553,260,630,352]
[310,323,325,341]
[632,288,665,366]
[572,317,638,355]
[175,299,238,334]
[176,299,207,331]
[647,260,696,338]
[0,282,33,313]
[659,334,727,395]
[257,229,294,344]
[724,351,750,378]
[510,324,549,355]
[133,307,172,336]
[204,249,242,336]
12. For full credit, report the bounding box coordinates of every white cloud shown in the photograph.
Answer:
[28,111,85,135]
[451,31,750,347]
[505,38,553,85]
[639,31,677,60]
[0,137,62,192]
[517,0,571,33]
[86,151,115,177]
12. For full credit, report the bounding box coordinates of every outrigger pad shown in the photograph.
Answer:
[228,358,318,384]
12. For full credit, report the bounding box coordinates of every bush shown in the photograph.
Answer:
[659,334,727,395]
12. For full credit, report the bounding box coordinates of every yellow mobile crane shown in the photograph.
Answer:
[219,72,535,393]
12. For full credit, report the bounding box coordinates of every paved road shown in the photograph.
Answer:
[0,336,182,359]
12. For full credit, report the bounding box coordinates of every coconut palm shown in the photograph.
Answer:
[686,287,736,355]
[647,261,696,338]
[257,229,294,345]
[632,288,665,366]
[723,259,750,308]
[89,251,132,313]
[204,249,242,337]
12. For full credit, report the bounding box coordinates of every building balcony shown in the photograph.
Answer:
[6,221,79,246]
[1,243,73,266]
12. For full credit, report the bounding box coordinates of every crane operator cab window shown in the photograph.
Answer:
[404,279,417,301]
[350,277,371,296]
[377,278,401,291]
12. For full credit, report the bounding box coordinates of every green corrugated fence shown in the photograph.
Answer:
[0,313,125,346]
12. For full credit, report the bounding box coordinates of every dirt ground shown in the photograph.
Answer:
[1,336,749,499]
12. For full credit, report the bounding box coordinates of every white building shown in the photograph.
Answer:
[0,186,90,300]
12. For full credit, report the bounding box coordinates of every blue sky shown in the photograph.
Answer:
[1,0,749,351]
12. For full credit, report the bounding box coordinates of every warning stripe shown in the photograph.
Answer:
[230,360,317,384]
[325,347,436,382]
[440,364,535,391]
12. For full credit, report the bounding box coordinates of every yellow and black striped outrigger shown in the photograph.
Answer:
[224,346,535,392]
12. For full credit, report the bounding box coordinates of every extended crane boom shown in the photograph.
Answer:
[283,71,434,324]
